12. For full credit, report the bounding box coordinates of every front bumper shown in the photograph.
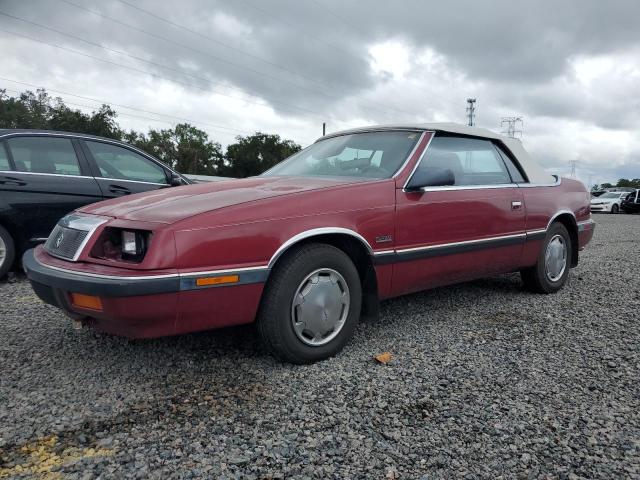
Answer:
[590,204,612,212]
[23,248,266,338]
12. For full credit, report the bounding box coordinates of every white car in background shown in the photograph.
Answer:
[590,191,627,213]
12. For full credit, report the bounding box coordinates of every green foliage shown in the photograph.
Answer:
[125,124,224,175]
[616,178,640,189]
[0,89,301,177]
[223,132,301,177]
[0,89,123,139]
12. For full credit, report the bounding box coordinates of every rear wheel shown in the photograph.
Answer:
[611,204,619,214]
[0,225,15,278]
[257,243,362,364]
[521,222,572,294]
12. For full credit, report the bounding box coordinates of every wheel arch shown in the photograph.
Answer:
[548,211,579,267]
[267,228,379,318]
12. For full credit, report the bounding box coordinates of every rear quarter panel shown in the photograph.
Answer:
[520,177,591,266]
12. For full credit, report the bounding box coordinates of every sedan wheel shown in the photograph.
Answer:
[258,243,362,364]
[521,222,572,294]
[544,235,567,282]
[0,225,16,278]
[611,204,619,214]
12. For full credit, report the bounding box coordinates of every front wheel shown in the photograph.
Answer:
[611,204,619,214]
[521,222,572,294]
[0,225,15,278]
[257,243,362,364]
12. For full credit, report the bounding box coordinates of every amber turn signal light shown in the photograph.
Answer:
[196,275,239,287]
[70,293,103,311]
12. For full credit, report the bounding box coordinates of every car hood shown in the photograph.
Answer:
[79,176,360,224]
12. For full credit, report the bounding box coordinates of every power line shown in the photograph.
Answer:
[0,87,248,140]
[109,0,412,118]
[0,27,331,119]
[52,2,405,119]
[0,13,346,119]
[0,77,252,135]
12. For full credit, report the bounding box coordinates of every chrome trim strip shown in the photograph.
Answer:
[401,131,435,190]
[268,227,374,268]
[526,228,547,236]
[372,249,395,256]
[391,131,427,179]
[395,232,527,254]
[546,209,576,230]
[0,170,94,180]
[179,265,270,278]
[414,183,517,193]
[0,169,168,185]
[96,177,167,186]
[34,255,269,281]
[33,258,181,280]
[517,176,562,188]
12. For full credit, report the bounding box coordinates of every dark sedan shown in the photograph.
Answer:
[0,129,188,276]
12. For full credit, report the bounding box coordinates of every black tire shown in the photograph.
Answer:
[521,222,572,294]
[257,243,362,364]
[611,204,619,214]
[0,225,15,279]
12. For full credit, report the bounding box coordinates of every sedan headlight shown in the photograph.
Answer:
[90,227,150,262]
[122,230,145,255]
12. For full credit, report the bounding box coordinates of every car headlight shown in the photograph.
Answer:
[122,230,145,255]
[90,227,150,262]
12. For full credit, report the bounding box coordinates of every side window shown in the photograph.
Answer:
[415,136,512,186]
[0,143,10,170]
[85,141,167,184]
[6,137,81,176]
[494,144,526,183]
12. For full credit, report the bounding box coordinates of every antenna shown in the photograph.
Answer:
[500,116,523,138]
[466,98,476,126]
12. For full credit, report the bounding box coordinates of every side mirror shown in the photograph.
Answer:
[405,167,455,192]
[169,172,184,186]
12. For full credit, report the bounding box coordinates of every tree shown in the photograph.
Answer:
[126,124,224,175]
[224,133,301,177]
[0,88,300,177]
[0,89,123,139]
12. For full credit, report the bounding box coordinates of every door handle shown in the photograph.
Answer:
[108,184,131,195]
[511,200,523,210]
[0,176,27,186]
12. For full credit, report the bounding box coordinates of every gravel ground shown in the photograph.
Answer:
[1,214,639,479]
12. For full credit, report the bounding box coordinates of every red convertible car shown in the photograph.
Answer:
[24,123,594,363]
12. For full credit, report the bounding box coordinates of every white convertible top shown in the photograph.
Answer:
[323,122,554,184]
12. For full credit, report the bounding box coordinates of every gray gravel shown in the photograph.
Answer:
[1,214,639,479]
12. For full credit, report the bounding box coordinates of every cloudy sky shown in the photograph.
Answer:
[1,0,639,184]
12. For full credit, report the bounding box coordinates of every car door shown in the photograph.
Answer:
[392,134,526,296]
[80,139,171,198]
[0,135,103,245]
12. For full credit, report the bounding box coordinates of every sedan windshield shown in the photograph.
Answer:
[599,192,623,199]
[263,131,421,179]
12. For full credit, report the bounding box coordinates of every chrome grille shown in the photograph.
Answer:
[43,213,108,261]
[44,225,88,260]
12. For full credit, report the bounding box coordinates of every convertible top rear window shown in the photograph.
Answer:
[263,131,421,179]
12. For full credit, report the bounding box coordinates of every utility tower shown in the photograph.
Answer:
[501,116,523,138]
[466,98,476,126]
[569,160,578,178]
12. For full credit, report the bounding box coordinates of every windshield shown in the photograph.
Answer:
[599,192,623,199]
[262,131,421,179]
